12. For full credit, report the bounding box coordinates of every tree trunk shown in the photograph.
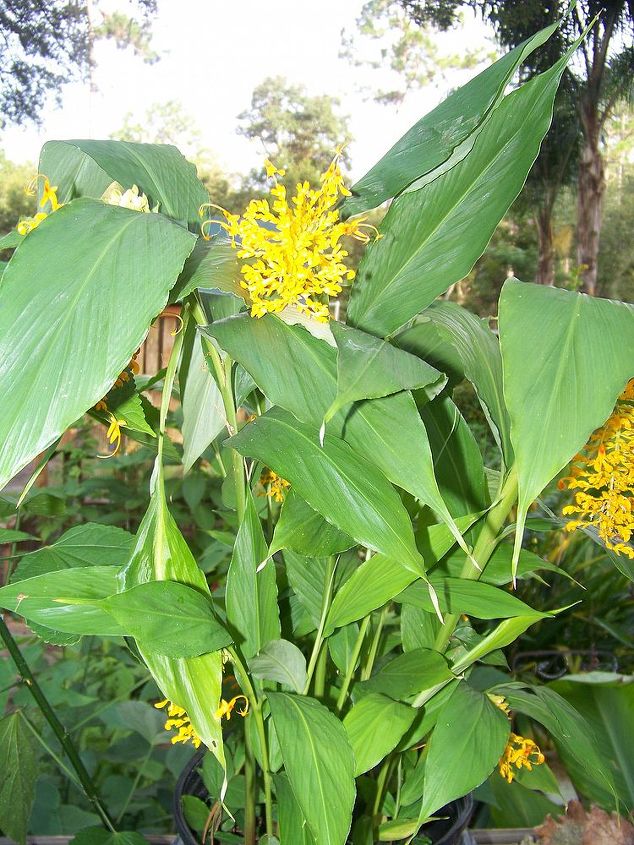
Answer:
[576,132,605,295]
[535,205,555,286]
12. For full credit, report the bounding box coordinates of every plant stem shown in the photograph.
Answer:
[0,617,116,831]
[228,646,274,839]
[243,728,257,845]
[433,465,519,653]
[313,643,328,699]
[303,555,337,695]
[19,710,82,789]
[361,605,388,681]
[336,615,371,712]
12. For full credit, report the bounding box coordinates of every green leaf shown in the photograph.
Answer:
[207,315,466,549]
[397,577,547,620]
[347,42,581,337]
[250,640,307,693]
[340,21,559,217]
[358,649,454,701]
[344,693,416,776]
[283,552,331,628]
[226,491,280,658]
[0,713,38,845]
[440,543,575,587]
[548,676,633,812]
[171,236,242,302]
[270,489,355,558]
[0,528,36,544]
[419,683,510,820]
[268,692,356,845]
[0,198,195,492]
[109,393,155,437]
[500,685,617,810]
[0,566,124,635]
[182,335,226,473]
[12,523,134,583]
[499,278,634,578]
[274,773,315,845]
[402,302,512,464]
[119,477,226,769]
[485,775,562,828]
[324,321,445,426]
[420,396,489,519]
[228,407,425,576]
[451,617,546,675]
[101,580,232,657]
[0,230,22,250]
[40,139,208,227]
[182,794,210,833]
[325,516,479,634]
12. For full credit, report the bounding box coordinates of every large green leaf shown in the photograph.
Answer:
[12,523,133,583]
[249,640,307,694]
[283,552,335,628]
[0,713,38,845]
[274,773,315,845]
[228,407,425,575]
[343,693,416,776]
[40,139,208,227]
[268,692,356,845]
[346,42,581,337]
[419,683,510,821]
[171,236,242,301]
[181,336,226,473]
[101,580,232,657]
[340,22,559,217]
[499,278,634,578]
[119,477,225,768]
[548,676,633,812]
[0,198,195,491]
[400,302,512,464]
[208,315,466,550]
[324,321,445,426]
[397,577,546,620]
[325,516,479,634]
[0,566,124,635]
[357,648,454,701]
[269,490,355,558]
[225,492,280,658]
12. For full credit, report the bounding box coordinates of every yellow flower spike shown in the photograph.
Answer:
[16,174,63,236]
[16,212,49,236]
[215,695,249,721]
[264,159,285,179]
[40,177,62,211]
[201,148,372,321]
[498,733,545,784]
[559,379,634,559]
[258,468,290,503]
[154,699,202,749]
[488,693,511,717]
[97,413,126,459]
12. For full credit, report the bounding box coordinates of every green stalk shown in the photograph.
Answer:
[361,605,388,681]
[228,646,274,838]
[0,617,116,831]
[336,615,371,712]
[243,729,257,845]
[433,465,519,653]
[303,555,337,695]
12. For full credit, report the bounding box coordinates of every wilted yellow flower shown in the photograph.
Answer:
[560,379,634,558]
[155,699,202,748]
[200,148,380,322]
[96,413,126,459]
[215,694,249,721]
[259,468,290,503]
[498,733,545,783]
[16,174,63,235]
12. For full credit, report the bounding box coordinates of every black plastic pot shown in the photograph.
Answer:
[173,750,474,845]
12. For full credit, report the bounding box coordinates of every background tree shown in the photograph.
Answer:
[397,0,634,294]
[236,76,352,190]
[0,0,157,127]
[0,150,34,235]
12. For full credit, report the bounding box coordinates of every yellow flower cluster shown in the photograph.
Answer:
[102,182,154,213]
[259,468,290,503]
[154,699,202,749]
[200,150,379,322]
[16,175,63,235]
[559,379,634,559]
[498,733,546,783]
